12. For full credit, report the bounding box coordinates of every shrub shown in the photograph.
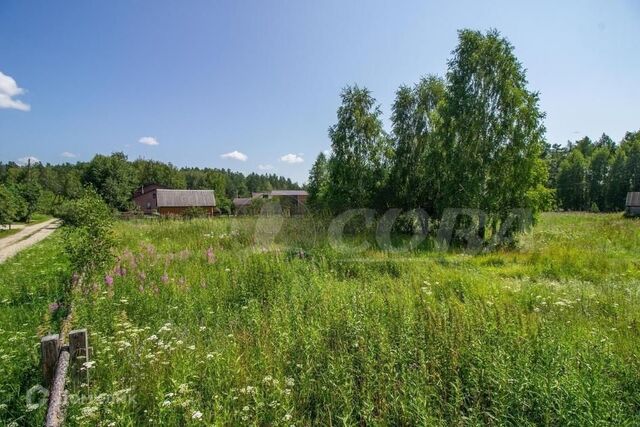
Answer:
[58,189,115,276]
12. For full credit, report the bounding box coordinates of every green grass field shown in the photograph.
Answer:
[2,213,640,425]
[60,212,640,426]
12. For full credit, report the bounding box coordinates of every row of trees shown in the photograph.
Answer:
[0,154,300,220]
[548,132,640,211]
[308,29,552,235]
[0,162,42,226]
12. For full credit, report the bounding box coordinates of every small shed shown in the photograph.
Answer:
[625,192,640,216]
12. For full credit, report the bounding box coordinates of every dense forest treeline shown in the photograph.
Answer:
[0,153,300,221]
[546,131,640,211]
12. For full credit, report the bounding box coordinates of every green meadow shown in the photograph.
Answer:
[2,212,640,425]
[62,212,640,426]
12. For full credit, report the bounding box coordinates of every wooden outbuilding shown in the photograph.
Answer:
[625,192,640,216]
[133,184,218,216]
[233,189,308,215]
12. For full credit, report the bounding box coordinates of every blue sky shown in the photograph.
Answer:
[1,1,639,183]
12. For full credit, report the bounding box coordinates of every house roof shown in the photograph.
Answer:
[626,192,640,206]
[250,190,308,198]
[156,189,216,207]
[133,183,167,198]
[233,197,252,206]
[270,190,308,196]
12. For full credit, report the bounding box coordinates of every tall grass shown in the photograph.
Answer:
[9,213,640,425]
[0,234,71,426]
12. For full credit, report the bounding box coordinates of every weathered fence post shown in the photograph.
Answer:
[41,334,60,386]
[45,348,70,427]
[69,328,89,385]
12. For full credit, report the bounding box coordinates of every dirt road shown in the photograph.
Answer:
[0,219,61,263]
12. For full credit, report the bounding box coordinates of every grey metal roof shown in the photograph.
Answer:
[269,190,308,196]
[626,192,640,206]
[233,197,252,206]
[156,189,216,207]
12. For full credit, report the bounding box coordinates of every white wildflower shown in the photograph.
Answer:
[192,411,203,420]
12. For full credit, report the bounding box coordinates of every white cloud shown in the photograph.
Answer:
[17,156,40,165]
[61,151,77,158]
[138,136,159,146]
[280,153,304,164]
[323,148,332,156]
[221,150,248,161]
[0,71,30,111]
[258,164,274,171]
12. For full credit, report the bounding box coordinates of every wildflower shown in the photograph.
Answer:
[138,271,147,281]
[263,375,273,384]
[26,403,40,412]
[206,247,216,264]
[48,302,60,314]
[285,377,295,387]
[283,414,292,421]
[83,361,96,369]
[139,285,144,292]
[243,406,250,412]
[199,326,207,331]
[147,335,158,341]
[105,275,114,287]
[161,272,169,284]
[188,345,196,350]
[162,400,171,407]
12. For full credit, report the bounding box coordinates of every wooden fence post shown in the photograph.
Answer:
[41,334,60,387]
[69,328,89,385]
[45,348,70,427]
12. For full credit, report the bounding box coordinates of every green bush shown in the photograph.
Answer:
[59,189,115,276]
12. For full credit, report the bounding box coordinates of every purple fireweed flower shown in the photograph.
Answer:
[49,302,60,314]
[161,272,169,284]
[138,285,144,292]
[178,277,186,287]
[206,247,216,264]
[71,272,80,286]
[105,275,114,287]
[138,271,147,281]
